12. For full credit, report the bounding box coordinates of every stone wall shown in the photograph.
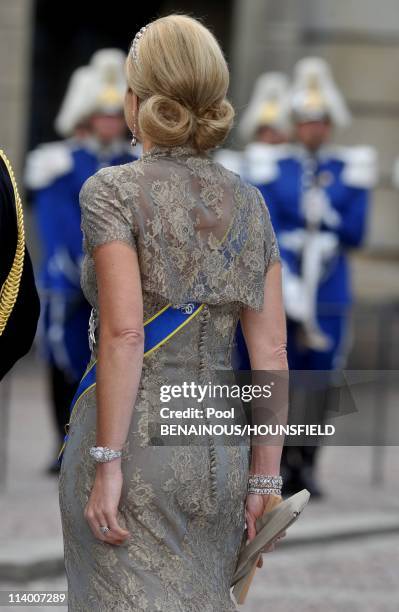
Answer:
[0,0,33,176]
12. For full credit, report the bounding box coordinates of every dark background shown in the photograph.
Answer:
[28,0,233,148]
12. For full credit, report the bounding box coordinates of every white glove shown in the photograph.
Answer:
[302,187,341,228]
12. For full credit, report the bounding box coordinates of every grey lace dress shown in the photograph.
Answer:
[58,144,280,612]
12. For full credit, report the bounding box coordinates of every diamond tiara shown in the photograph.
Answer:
[131,25,150,63]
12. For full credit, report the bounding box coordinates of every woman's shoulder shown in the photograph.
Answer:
[80,160,147,212]
[83,158,144,189]
[212,156,262,198]
[214,162,274,232]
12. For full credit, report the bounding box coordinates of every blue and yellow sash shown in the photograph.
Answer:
[57,302,204,462]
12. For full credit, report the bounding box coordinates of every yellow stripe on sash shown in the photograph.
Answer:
[58,302,204,460]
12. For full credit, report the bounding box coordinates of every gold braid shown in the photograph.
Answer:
[0,149,26,336]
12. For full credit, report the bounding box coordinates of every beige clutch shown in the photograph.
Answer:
[231,489,310,605]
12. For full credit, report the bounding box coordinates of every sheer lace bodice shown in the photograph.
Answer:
[79,144,280,316]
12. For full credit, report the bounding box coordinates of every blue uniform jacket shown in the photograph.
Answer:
[254,145,373,314]
[26,139,137,381]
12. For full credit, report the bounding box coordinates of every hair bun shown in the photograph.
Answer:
[139,94,195,148]
[193,100,235,151]
[127,15,235,151]
[139,95,234,151]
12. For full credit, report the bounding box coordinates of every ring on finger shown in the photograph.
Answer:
[100,525,111,535]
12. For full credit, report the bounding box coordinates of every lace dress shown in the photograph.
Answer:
[58,144,280,611]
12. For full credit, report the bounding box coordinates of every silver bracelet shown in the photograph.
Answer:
[89,446,122,463]
[248,474,283,489]
[247,486,282,496]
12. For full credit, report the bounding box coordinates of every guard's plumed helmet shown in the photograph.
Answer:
[290,57,351,128]
[54,49,127,137]
[55,66,96,137]
[239,72,291,143]
[89,49,127,115]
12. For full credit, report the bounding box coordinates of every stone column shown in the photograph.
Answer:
[0,0,33,175]
[230,0,305,125]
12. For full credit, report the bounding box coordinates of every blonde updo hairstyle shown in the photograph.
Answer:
[126,15,235,152]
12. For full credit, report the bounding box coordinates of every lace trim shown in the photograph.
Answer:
[141,144,208,161]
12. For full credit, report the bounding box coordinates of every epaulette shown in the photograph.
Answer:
[334,145,379,189]
[24,141,74,190]
[242,143,291,184]
[213,148,244,177]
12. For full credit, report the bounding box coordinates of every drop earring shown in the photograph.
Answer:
[131,118,137,147]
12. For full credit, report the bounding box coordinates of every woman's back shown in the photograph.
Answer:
[80,144,279,368]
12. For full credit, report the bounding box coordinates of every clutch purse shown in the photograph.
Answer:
[231,489,311,605]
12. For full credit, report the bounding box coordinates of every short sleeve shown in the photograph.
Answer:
[264,207,280,271]
[79,168,137,255]
[254,187,280,273]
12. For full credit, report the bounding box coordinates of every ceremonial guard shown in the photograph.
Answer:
[247,58,377,495]
[214,72,291,370]
[214,71,291,175]
[25,49,139,473]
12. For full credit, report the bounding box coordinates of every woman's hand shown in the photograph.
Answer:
[84,460,131,546]
[245,493,286,568]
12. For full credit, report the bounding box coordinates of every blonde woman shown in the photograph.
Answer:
[59,15,288,611]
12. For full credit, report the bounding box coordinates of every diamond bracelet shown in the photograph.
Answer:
[247,474,283,496]
[248,474,283,488]
[89,446,123,463]
[247,486,282,496]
